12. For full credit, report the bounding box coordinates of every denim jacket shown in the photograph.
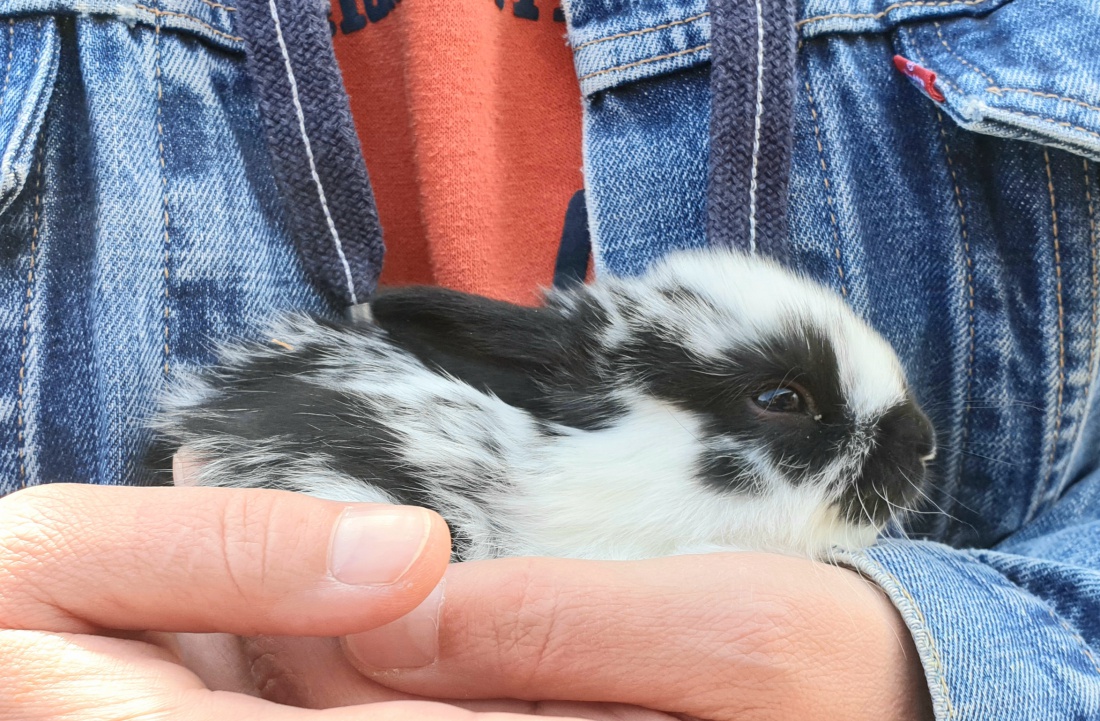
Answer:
[1,0,1099,718]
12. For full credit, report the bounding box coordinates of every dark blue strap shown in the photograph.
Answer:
[553,190,591,289]
[234,0,385,306]
[707,0,797,262]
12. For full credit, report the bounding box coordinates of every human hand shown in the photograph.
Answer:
[0,480,579,721]
[332,553,935,721]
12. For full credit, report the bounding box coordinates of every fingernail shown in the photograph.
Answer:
[329,506,431,586]
[344,578,445,670]
[172,449,202,487]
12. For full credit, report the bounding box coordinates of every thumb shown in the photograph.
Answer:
[0,483,450,636]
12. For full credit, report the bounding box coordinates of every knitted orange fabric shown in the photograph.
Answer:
[331,0,583,305]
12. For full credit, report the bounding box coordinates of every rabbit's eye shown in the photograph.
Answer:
[754,387,806,414]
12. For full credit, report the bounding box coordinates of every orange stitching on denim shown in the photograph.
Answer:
[154,17,171,376]
[988,87,1100,116]
[869,559,957,718]
[18,140,44,488]
[803,78,848,297]
[796,0,992,29]
[133,5,242,42]
[200,0,237,11]
[994,108,1100,143]
[935,111,975,448]
[930,83,1100,144]
[573,12,709,51]
[933,22,994,86]
[907,29,965,103]
[579,43,709,81]
[1043,149,1066,493]
[1047,608,1100,676]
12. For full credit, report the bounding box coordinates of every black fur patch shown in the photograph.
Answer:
[370,286,627,431]
[139,436,179,486]
[614,324,851,492]
[179,378,433,504]
[656,284,718,313]
[166,348,477,557]
[839,400,934,525]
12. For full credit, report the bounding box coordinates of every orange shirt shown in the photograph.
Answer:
[330,0,583,305]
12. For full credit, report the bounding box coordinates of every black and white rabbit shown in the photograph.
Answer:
[150,249,935,561]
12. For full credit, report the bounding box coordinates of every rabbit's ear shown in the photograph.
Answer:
[368,286,575,365]
[367,285,584,410]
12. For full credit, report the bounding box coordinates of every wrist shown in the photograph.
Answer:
[775,559,933,721]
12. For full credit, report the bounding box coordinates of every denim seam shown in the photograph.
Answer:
[987,87,1100,117]
[572,12,708,51]
[908,35,968,521]
[932,21,994,86]
[1041,148,1067,497]
[18,134,43,488]
[994,108,1100,143]
[801,66,848,296]
[1046,607,1100,676]
[1079,159,1099,496]
[200,0,237,11]
[154,15,171,376]
[133,4,242,42]
[578,43,710,81]
[861,554,958,719]
[267,0,359,305]
[795,0,993,29]
[934,110,976,452]
[906,29,949,95]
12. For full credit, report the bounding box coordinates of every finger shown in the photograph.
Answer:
[0,483,450,636]
[344,554,916,719]
[0,630,587,721]
[236,636,679,721]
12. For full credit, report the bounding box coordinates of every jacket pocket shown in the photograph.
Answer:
[799,0,1100,161]
[0,16,59,218]
[897,0,1100,161]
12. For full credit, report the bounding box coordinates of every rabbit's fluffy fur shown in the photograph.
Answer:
[152,249,935,561]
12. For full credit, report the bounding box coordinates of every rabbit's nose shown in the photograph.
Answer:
[878,397,935,466]
[913,409,936,465]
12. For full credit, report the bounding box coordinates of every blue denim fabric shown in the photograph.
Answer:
[564,0,1100,717]
[0,0,332,490]
[235,0,385,306]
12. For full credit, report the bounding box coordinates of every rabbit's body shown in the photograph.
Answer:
[153,250,935,561]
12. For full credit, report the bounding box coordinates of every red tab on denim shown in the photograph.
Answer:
[893,55,945,103]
